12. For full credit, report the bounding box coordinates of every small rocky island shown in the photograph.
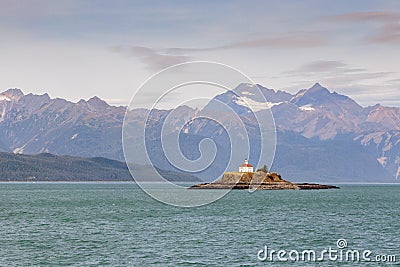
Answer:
[191,159,338,190]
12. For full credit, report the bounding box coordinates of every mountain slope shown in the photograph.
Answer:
[272,131,394,182]
[0,89,125,160]
[0,152,201,182]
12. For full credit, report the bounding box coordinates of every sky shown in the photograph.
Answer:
[1,0,400,107]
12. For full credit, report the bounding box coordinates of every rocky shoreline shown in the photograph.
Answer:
[190,171,339,190]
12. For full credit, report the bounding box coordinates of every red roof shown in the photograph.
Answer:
[240,163,253,167]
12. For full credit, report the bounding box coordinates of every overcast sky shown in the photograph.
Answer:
[1,0,400,107]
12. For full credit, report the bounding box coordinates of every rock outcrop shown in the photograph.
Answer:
[190,171,338,190]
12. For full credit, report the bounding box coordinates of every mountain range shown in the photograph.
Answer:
[0,83,399,183]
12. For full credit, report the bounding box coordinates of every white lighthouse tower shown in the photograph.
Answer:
[238,159,253,173]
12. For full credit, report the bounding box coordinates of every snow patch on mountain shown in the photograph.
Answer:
[0,96,11,101]
[299,104,315,111]
[377,156,388,167]
[234,96,282,111]
[241,91,255,96]
[13,147,24,154]
[0,88,24,101]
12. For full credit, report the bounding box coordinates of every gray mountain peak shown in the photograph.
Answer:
[87,96,110,110]
[0,88,24,101]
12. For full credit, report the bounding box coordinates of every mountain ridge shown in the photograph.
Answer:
[0,83,399,182]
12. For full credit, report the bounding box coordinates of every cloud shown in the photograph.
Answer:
[326,11,400,22]
[283,60,370,76]
[367,22,400,44]
[112,33,328,71]
[166,33,328,54]
[388,78,400,84]
[291,60,347,73]
[320,72,393,84]
[282,60,394,92]
[218,34,327,49]
[325,11,400,45]
[111,45,191,71]
[0,0,78,19]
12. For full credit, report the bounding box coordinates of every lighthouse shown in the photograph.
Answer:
[238,159,253,173]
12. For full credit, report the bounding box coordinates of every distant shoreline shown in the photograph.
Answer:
[0,180,136,183]
[1,181,399,186]
[0,181,197,184]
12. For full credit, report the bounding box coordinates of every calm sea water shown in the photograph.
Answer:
[0,183,399,266]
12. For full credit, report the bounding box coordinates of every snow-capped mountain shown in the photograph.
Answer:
[0,88,126,160]
[190,83,400,180]
[0,83,399,182]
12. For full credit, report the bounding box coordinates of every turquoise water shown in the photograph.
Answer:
[0,183,399,266]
